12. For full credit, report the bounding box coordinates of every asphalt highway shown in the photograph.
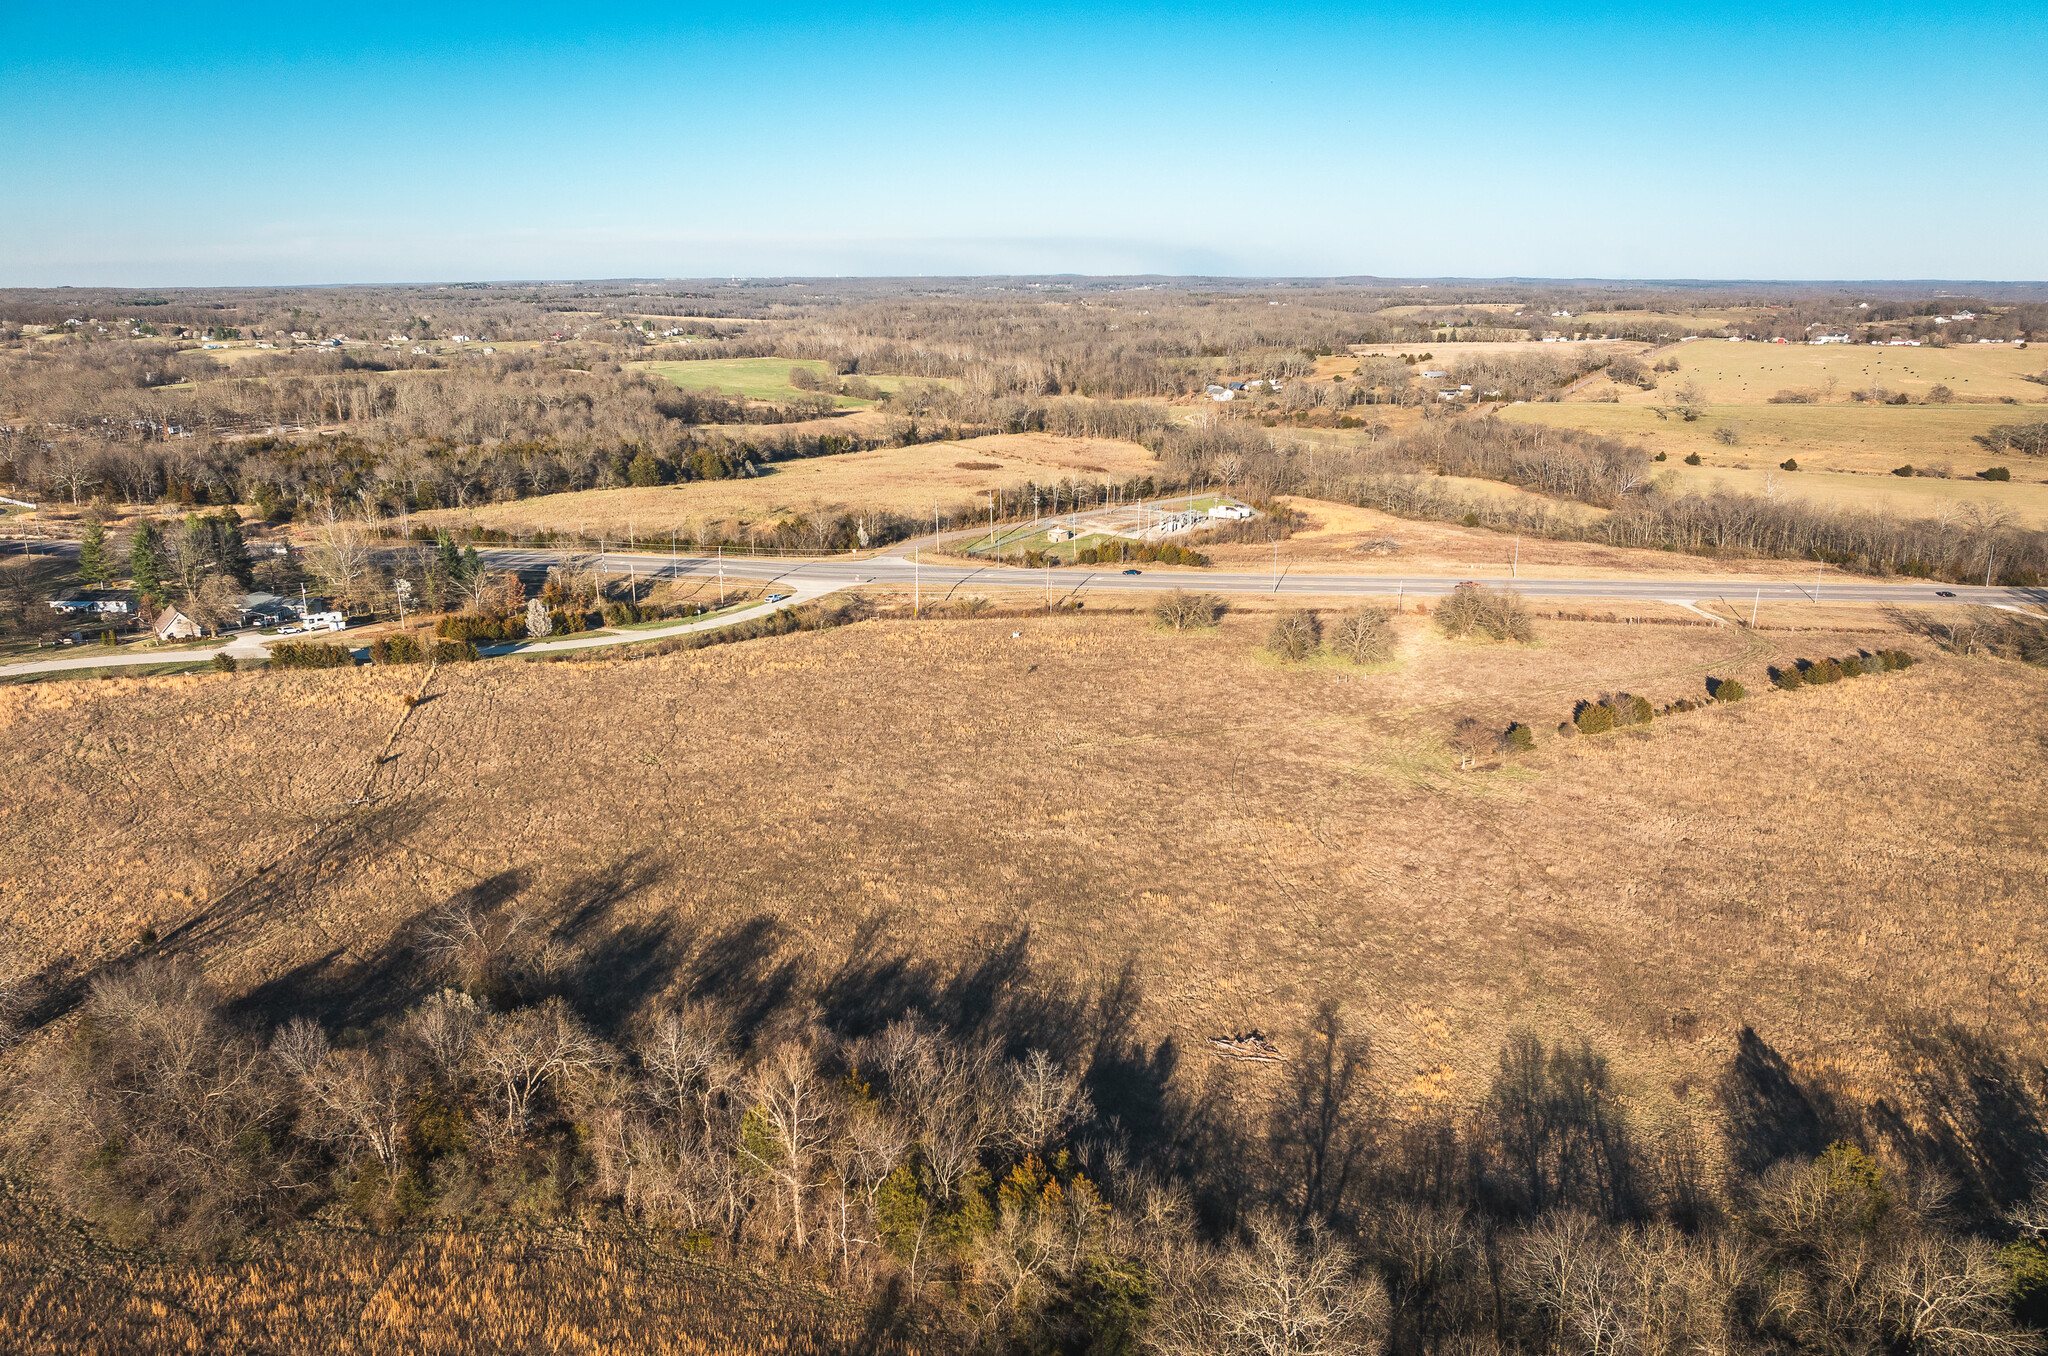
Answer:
[479,546,2045,610]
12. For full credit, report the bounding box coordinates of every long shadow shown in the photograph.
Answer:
[226,868,530,1033]
[684,913,805,1049]
[1874,1021,2048,1217]
[1714,1025,1848,1177]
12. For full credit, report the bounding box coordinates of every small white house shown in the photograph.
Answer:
[1208,504,1254,521]
[154,608,203,641]
[1045,526,1072,542]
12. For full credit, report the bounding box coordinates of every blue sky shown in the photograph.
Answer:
[3,2,2044,285]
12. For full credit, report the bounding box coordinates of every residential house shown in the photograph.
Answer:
[154,608,204,641]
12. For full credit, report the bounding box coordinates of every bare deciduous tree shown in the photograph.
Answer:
[1151,589,1224,632]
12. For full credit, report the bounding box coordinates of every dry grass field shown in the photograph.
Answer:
[0,1184,931,1355]
[1349,340,1648,361]
[1502,401,2048,475]
[7,607,2042,1129]
[1629,341,2045,405]
[633,357,915,407]
[1493,340,2048,524]
[402,434,1158,540]
[1197,496,1845,582]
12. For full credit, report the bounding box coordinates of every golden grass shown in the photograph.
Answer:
[1498,403,2048,523]
[0,1185,931,1355]
[402,433,1158,538]
[1196,496,1832,582]
[7,607,2043,1127]
[1642,340,2047,404]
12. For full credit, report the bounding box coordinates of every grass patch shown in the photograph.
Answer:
[633,357,905,408]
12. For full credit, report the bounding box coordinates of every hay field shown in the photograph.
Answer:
[1631,340,2045,404]
[1505,400,2043,469]
[404,433,1157,538]
[1349,339,1648,361]
[634,357,911,407]
[7,608,2042,1132]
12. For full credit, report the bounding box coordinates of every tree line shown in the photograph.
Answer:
[3,933,2044,1356]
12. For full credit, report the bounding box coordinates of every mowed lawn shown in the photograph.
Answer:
[634,357,912,408]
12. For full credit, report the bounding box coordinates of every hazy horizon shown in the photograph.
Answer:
[5,2,2045,286]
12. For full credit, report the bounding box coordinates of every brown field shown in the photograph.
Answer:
[401,434,1158,539]
[1198,495,1842,582]
[1493,339,2048,516]
[1497,404,2048,526]
[8,606,2042,1126]
[1629,340,2047,405]
[0,1184,932,1355]
[1348,339,1649,361]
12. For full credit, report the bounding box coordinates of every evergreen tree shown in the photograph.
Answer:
[201,509,255,587]
[436,532,467,583]
[77,518,114,587]
[128,521,164,603]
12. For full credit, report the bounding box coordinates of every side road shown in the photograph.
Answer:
[0,580,846,680]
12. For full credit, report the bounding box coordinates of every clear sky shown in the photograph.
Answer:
[3,2,2044,286]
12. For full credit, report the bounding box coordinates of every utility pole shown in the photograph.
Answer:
[1751,588,1760,628]
[1986,545,1996,588]
[1815,561,1822,604]
[1272,538,1279,593]
[718,545,725,605]
[1513,534,1520,579]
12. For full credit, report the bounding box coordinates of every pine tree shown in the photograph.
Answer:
[128,521,164,603]
[77,518,113,587]
[210,510,255,586]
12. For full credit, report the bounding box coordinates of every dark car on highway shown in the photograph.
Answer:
[1122,568,1142,575]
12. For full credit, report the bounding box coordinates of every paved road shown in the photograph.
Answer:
[0,578,843,679]
[3,546,2036,682]
[478,546,2046,610]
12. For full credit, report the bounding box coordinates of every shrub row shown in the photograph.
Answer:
[1023,541,1208,568]
[268,641,354,669]
[436,612,529,644]
[1771,649,1914,690]
[370,634,478,664]
[1565,681,1743,738]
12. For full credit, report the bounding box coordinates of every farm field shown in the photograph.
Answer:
[1199,496,1841,582]
[1349,339,1648,361]
[634,357,913,407]
[1499,402,2048,489]
[1626,339,2045,404]
[6,609,2043,1141]
[402,433,1159,539]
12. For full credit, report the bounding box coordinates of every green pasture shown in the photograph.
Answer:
[633,358,905,408]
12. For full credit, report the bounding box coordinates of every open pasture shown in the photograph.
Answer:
[1499,401,2048,508]
[1624,339,2045,404]
[634,357,911,407]
[1202,495,1834,581]
[5,607,2042,1131]
[403,432,1158,538]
